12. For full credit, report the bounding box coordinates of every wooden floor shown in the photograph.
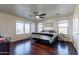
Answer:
[10,39,77,55]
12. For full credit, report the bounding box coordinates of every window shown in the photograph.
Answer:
[25,22,30,33]
[31,23,35,33]
[16,21,24,34]
[16,21,31,35]
[73,17,78,34]
[38,23,43,32]
[58,20,68,34]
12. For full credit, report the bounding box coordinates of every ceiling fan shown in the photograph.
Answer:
[29,11,46,19]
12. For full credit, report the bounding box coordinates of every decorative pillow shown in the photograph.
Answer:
[0,38,5,43]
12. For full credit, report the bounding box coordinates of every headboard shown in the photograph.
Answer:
[41,30,56,33]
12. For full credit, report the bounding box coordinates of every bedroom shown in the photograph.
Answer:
[0,4,79,55]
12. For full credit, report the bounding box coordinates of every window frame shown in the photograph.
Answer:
[16,21,31,35]
[30,22,35,33]
[38,23,43,32]
[58,20,68,34]
[16,21,24,35]
[25,22,30,34]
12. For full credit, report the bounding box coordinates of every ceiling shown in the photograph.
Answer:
[0,4,76,20]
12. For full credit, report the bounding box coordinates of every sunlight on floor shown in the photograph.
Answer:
[14,41,31,55]
[58,44,69,55]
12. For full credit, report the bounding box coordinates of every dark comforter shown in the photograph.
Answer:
[32,32,54,37]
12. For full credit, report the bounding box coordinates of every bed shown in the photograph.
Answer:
[31,30,58,44]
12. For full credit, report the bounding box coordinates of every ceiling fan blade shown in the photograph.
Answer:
[33,12,36,15]
[39,13,46,16]
[40,16,44,18]
[29,15,35,17]
[34,11,39,16]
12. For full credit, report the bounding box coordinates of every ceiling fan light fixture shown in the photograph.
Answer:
[36,15,40,19]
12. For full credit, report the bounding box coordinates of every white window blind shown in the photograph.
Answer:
[25,22,30,33]
[16,21,24,34]
[38,23,43,32]
[58,20,68,34]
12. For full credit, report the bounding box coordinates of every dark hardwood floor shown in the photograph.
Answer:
[10,39,77,55]
[0,42,10,55]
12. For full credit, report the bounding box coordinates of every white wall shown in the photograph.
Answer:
[72,5,79,54]
[0,12,36,42]
[43,19,58,31]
